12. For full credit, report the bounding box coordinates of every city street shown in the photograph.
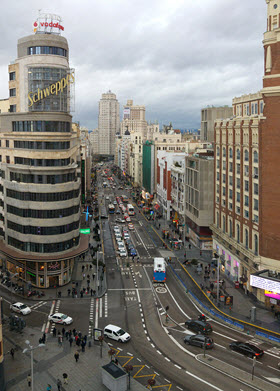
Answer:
[1,165,280,391]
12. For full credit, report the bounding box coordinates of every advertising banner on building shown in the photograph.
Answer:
[33,13,64,35]
[250,274,280,294]
[123,107,130,119]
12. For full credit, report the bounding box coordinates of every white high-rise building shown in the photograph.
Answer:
[98,91,120,155]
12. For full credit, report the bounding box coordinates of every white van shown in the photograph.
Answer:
[104,324,131,342]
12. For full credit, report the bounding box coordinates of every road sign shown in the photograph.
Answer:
[80,228,91,234]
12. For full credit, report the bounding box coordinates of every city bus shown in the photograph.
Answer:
[108,204,115,214]
[121,195,129,204]
[127,204,135,216]
[153,258,166,283]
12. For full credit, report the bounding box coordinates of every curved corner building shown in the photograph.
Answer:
[0,19,88,288]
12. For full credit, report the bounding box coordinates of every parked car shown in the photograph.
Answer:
[184,335,214,349]
[229,341,264,358]
[10,302,31,315]
[116,218,125,223]
[48,313,73,325]
[185,319,212,334]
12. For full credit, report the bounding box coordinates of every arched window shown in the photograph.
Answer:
[253,150,258,163]
[245,229,249,249]
[229,220,232,237]
[216,212,219,228]
[254,234,258,255]
[237,224,240,243]
[223,216,226,233]
[244,149,249,162]
[236,149,240,160]
[229,148,233,159]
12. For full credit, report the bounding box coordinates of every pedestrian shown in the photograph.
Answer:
[92,273,95,280]
[27,373,31,387]
[76,338,80,347]
[80,290,83,298]
[212,269,215,277]
[81,340,85,352]
[69,336,73,347]
[65,330,69,340]
[137,256,140,263]
[67,288,71,297]
[82,265,85,272]
[90,288,94,296]
[83,273,85,280]
[57,378,62,391]
[73,328,76,336]
[58,333,63,347]
[47,385,52,391]
[53,326,57,337]
[210,282,214,291]
[72,290,74,298]
[78,331,82,339]
[87,279,90,286]
[74,351,79,362]
[9,348,15,359]
[189,244,191,249]
[114,358,119,365]
[62,327,65,337]
[42,332,46,344]
[63,373,68,384]
[87,274,90,279]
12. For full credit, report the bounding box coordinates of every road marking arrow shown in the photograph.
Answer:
[135,271,142,278]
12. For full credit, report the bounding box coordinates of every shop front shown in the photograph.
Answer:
[212,240,244,284]
[0,234,89,289]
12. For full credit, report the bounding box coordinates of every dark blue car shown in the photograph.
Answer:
[130,248,137,257]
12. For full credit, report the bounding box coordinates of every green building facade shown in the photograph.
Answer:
[142,140,155,195]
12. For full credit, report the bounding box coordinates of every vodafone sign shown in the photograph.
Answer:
[33,13,64,35]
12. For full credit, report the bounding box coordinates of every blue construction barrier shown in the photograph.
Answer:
[170,264,245,331]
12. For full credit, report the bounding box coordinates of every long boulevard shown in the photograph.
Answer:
[1,165,280,391]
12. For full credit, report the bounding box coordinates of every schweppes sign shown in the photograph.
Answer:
[28,71,75,107]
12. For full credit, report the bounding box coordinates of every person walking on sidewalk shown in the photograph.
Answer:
[53,326,57,337]
[47,385,52,391]
[74,351,79,362]
[27,373,31,387]
[57,378,62,391]
[63,373,68,384]
[62,327,65,337]
[10,348,15,359]
[69,336,73,347]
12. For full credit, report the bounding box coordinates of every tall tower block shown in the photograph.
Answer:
[260,0,280,260]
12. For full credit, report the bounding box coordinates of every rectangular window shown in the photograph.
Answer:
[236,206,240,214]
[251,102,255,115]
[229,162,233,172]
[253,214,259,223]
[223,161,226,170]
[222,187,226,196]
[6,140,9,148]
[244,209,249,218]
[244,195,249,207]
[216,172,220,181]
[6,156,10,163]
[254,199,259,211]
[260,101,264,114]
[244,180,249,192]
[9,72,16,81]
[236,192,240,203]
[222,174,226,184]
[236,164,240,175]
[9,105,16,113]
[237,177,240,189]
[9,88,16,97]
[229,176,233,186]
[229,189,233,199]
[254,183,258,195]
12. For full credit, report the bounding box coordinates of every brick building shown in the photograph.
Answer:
[211,0,280,305]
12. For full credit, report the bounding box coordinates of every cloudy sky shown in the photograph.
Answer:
[0,0,266,130]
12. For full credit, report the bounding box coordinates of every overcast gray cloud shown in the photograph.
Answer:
[0,0,266,129]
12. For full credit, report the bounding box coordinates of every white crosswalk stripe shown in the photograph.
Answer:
[88,298,95,337]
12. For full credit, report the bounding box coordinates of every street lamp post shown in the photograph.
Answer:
[23,340,45,391]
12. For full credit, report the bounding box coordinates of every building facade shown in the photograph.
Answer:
[201,106,233,143]
[212,0,280,305]
[0,17,87,288]
[98,91,120,156]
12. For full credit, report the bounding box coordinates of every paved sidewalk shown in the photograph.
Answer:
[3,325,146,391]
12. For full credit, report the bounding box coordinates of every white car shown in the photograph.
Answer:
[104,324,131,342]
[10,302,31,315]
[115,218,125,223]
[119,249,127,257]
[113,226,120,232]
[48,313,73,325]
[118,241,125,249]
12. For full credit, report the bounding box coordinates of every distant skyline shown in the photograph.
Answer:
[0,0,266,129]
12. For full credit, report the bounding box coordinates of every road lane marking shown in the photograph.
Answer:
[95,298,99,329]
[99,297,102,318]
[45,300,55,334]
[165,284,190,319]
[104,293,108,317]
[185,370,224,391]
